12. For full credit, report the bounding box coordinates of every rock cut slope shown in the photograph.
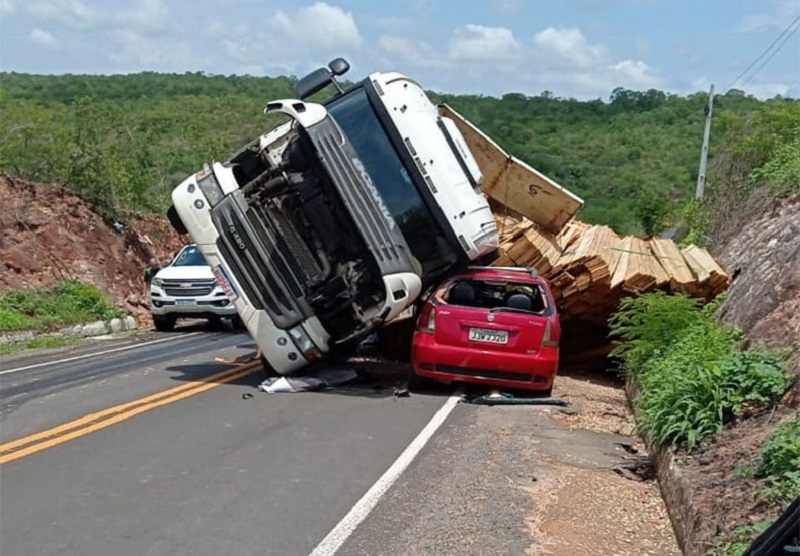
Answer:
[0,173,186,323]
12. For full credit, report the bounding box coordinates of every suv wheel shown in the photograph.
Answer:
[153,315,177,332]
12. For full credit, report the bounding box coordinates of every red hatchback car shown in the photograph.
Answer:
[410,267,560,393]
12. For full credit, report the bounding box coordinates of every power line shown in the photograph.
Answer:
[740,17,800,90]
[726,12,800,92]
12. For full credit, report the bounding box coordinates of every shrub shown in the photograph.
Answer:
[757,416,800,505]
[0,280,123,332]
[608,291,704,376]
[609,292,789,450]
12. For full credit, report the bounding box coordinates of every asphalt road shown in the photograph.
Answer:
[0,327,467,556]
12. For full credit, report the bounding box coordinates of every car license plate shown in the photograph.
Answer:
[176,299,196,306]
[469,328,508,344]
[213,264,238,301]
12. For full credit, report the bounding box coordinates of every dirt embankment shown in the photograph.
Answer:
[0,174,187,325]
[668,192,800,554]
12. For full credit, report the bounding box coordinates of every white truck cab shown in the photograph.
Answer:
[169,59,498,374]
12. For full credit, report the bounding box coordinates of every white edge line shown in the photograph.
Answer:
[0,332,203,376]
[309,394,461,556]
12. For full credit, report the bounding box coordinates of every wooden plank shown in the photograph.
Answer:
[650,238,695,291]
[439,104,584,233]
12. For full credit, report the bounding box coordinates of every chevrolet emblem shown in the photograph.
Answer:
[180,283,192,289]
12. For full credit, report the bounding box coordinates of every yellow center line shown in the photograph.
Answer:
[0,361,262,465]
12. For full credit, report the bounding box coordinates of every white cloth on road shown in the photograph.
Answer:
[258,367,358,393]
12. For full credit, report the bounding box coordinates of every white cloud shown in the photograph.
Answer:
[493,0,525,15]
[117,0,171,35]
[26,0,172,34]
[610,59,661,88]
[740,81,793,99]
[271,2,363,51]
[739,0,800,31]
[533,27,608,69]
[29,28,59,49]
[27,0,99,30]
[110,30,196,69]
[448,25,523,64]
[0,0,16,16]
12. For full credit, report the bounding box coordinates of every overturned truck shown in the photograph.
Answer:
[167,59,561,375]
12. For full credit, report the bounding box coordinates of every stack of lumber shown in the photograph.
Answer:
[491,216,730,325]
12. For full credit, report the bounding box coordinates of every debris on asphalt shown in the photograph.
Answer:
[258,366,357,394]
[241,392,254,400]
[393,387,410,398]
[464,392,569,406]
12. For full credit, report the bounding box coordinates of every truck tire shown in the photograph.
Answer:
[153,315,177,332]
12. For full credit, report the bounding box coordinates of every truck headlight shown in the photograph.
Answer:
[153,277,163,287]
[288,326,322,361]
[197,172,224,206]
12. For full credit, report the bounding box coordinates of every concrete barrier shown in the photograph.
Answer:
[0,315,139,344]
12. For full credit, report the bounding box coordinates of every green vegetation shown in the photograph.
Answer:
[0,280,124,332]
[757,416,800,505]
[708,520,774,556]
[0,335,81,357]
[2,71,790,234]
[691,100,800,245]
[609,292,789,450]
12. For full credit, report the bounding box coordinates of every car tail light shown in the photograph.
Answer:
[542,320,559,348]
[417,306,436,334]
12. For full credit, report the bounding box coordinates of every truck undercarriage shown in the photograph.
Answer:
[213,126,387,346]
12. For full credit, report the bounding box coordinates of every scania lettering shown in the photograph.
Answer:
[169,58,499,374]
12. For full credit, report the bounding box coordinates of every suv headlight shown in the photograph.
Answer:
[287,326,322,361]
[153,277,163,287]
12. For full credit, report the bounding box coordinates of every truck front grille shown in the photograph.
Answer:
[212,195,306,329]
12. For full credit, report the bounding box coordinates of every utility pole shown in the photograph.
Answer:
[695,84,714,200]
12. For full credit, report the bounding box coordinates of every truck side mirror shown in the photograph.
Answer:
[294,58,351,100]
[328,58,350,76]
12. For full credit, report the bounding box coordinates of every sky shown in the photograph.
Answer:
[0,0,798,101]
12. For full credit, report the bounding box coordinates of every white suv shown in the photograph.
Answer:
[150,244,240,331]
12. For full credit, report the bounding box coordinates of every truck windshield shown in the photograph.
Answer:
[326,87,457,277]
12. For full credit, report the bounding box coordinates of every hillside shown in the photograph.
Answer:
[0,71,779,235]
[0,173,185,325]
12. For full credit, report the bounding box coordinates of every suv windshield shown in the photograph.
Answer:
[326,87,457,277]
[171,245,208,267]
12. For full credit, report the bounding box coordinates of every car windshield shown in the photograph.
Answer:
[326,87,457,277]
[170,245,208,267]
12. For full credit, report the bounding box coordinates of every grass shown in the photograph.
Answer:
[0,280,124,333]
[0,334,81,356]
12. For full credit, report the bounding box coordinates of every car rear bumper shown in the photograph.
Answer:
[411,333,558,391]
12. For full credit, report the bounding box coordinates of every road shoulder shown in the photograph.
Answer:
[340,373,679,555]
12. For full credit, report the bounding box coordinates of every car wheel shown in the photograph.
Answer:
[153,315,177,332]
[207,316,223,330]
[406,365,428,392]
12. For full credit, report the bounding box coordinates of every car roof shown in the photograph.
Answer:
[449,266,546,285]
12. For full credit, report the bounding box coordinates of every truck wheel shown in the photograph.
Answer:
[153,315,177,332]
[230,315,245,331]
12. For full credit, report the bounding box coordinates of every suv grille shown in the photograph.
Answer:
[161,278,216,297]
